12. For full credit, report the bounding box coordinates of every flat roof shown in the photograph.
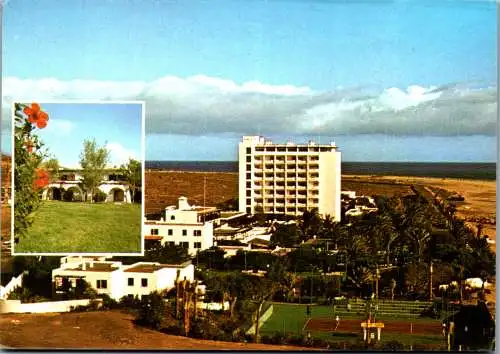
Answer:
[64,262,121,272]
[124,261,193,273]
[124,264,167,273]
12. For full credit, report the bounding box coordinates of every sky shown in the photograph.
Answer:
[14,102,143,168]
[1,0,497,162]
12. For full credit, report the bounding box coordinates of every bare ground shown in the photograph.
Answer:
[344,175,496,243]
[0,310,306,350]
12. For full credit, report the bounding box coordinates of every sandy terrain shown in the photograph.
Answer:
[145,171,238,215]
[344,175,496,242]
[146,172,495,243]
[0,310,306,350]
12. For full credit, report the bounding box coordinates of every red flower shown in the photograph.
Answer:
[23,103,49,129]
[33,168,49,190]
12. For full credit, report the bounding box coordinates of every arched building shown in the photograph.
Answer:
[42,168,134,203]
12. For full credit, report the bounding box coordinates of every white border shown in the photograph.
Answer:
[11,100,146,256]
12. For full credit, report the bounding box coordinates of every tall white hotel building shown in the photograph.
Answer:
[238,136,341,221]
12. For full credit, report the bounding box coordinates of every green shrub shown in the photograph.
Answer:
[93,190,107,203]
[119,295,142,309]
[100,294,118,309]
[135,292,165,330]
[63,189,74,202]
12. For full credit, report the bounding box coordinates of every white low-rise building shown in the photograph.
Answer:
[42,168,135,203]
[52,257,194,300]
[144,197,217,255]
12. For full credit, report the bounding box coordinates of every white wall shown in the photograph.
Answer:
[122,272,157,298]
[144,222,213,255]
[0,299,98,314]
[52,268,119,299]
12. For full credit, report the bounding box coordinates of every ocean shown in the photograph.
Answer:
[145,161,496,180]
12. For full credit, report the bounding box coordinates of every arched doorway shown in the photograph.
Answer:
[109,188,125,202]
[47,187,62,201]
[63,187,83,202]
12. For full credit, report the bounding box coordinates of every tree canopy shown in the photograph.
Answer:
[79,139,109,202]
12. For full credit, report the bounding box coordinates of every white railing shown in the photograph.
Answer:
[0,273,24,300]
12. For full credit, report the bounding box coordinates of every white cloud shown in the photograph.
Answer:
[1,75,496,137]
[43,119,74,136]
[105,142,137,168]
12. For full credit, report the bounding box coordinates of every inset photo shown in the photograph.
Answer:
[12,101,145,255]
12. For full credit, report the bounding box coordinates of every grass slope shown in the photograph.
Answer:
[15,201,142,254]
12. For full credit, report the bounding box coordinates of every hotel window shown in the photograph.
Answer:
[128,278,134,286]
[246,181,251,188]
[246,147,251,154]
[182,229,187,236]
[168,229,173,236]
[246,207,251,214]
[141,278,148,287]
[246,191,251,197]
[96,280,107,289]
[246,173,251,179]
[168,241,175,246]
[194,242,202,249]
[246,156,251,162]
[151,229,159,235]
[170,215,175,220]
[193,230,201,236]
[181,242,189,249]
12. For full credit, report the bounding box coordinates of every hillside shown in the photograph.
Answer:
[0,310,305,350]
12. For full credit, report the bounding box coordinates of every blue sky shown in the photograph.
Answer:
[17,102,143,168]
[2,0,497,162]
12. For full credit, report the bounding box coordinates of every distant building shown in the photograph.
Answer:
[52,256,194,300]
[238,136,341,220]
[144,197,217,255]
[42,168,134,203]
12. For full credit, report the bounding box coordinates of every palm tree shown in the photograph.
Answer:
[299,208,322,241]
[376,214,398,266]
[320,216,346,250]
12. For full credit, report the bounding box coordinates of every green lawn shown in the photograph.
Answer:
[260,303,444,347]
[15,201,142,254]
